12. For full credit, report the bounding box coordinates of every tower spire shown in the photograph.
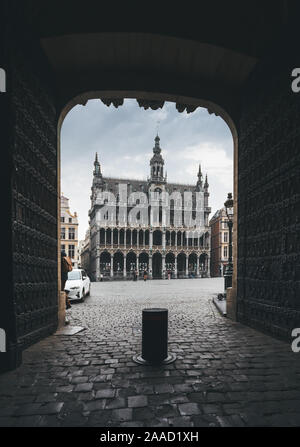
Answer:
[149,134,165,184]
[196,163,203,189]
[154,133,161,153]
[93,152,101,177]
[91,152,104,205]
[204,173,209,189]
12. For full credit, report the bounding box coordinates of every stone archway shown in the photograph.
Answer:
[188,252,198,277]
[199,253,208,277]
[152,252,162,279]
[6,37,240,371]
[177,252,186,279]
[4,6,299,374]
[113,251,124,278]
[100,251,111,277]
[139,252,149,275]
[166,252,175,277]
[126,251,136,274]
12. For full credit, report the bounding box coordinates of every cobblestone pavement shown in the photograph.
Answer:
[1,278,300,427]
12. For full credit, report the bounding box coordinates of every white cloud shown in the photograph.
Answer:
[148,106,169,122]
[174,142,233,185]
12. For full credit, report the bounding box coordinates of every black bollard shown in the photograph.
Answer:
[133,308,176,365]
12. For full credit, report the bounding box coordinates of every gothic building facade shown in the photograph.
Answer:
[209,207,234,277]
[88,136,211,280]
[60,195,79,268]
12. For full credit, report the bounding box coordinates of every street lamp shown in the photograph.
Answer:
[224,192,234,291]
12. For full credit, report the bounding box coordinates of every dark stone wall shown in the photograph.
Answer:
[1,2,58,370]
[237,31,300,340]
[11,54,58,350]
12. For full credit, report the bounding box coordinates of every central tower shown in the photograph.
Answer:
[149,135,166,185]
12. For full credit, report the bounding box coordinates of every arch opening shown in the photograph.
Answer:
[58,91,237,318]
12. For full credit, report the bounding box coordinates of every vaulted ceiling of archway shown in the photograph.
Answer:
[26,0,290,128]
[41,32,256,123]
[28,0,289,58]
[41,32,257,89]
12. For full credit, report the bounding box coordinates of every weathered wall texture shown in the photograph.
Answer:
[237,35,300,340]
[7,7,58,363]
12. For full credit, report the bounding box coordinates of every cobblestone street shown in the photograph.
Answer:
[0,278,300,427]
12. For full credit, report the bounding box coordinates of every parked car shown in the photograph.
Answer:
[65,269,91,302]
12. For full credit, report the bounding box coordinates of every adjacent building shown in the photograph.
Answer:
[60,195,79,268]
[79,229,91,274]
[209,207,233,277]
[77,240,85,267]
[88,135,211,281]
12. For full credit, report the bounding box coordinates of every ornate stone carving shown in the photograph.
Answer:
[137,99,164,110]
[176,103,198,114]
[101,98,124,108]
[206,107,219,117]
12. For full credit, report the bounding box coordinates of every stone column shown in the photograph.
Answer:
[149,255,152,279]
[124,229,126,249]
[123,254,127,278]
[136,254,139,278]
[110,253,114,278]
[196,255,200,277]
[58,292,66,329]
[174,255,177,279]
[207,254,211,278]
[96,251,100,281]
[185,255,189,277]
[162,230,166,250]
[95,230,101,281]
[150,230,153,249]
[162,255,166,279]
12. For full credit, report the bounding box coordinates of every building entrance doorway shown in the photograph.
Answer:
[152,252,162,279]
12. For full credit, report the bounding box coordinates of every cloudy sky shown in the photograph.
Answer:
[61,99,233,240]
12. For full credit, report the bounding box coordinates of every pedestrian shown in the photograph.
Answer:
[143,270,147,281]
[61,249,72,310]
[100,273,103,282]
[167,270,171,280]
